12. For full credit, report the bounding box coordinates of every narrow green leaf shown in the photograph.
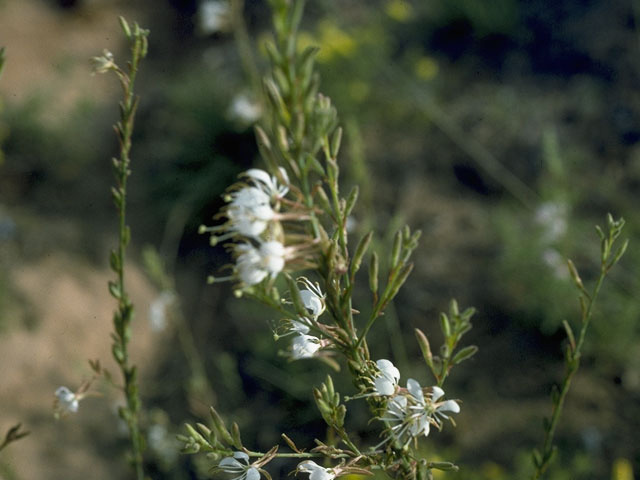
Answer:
[209,407,234,446]
[452,345,478,365]
[415,328,434,368]
[108,281,121,299]
[344,185,359,218]
[231,422,243,450]
[0,47,7,80]
[350,231,372,279]
[330,126,343,158]
[109,250,120,272]
[562,320,576,353]
[440,312,451,338]
[566,259,584,292]
[369,252,379,295]
[390,230,402,268]
[610,238,629,267]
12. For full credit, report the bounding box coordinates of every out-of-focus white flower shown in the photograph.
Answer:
[54,386,79,416]
[218,452,260,480]
[149,291,175,332]
[90,49,116,75]
[374,359,401,396]
[229,93,262,125]
[291,334,322,359]
[345,215,357,233]
[235,241,286,285]
[535,201,568,244]
[542,248,568,279]
[259,241,286,274]
[227,186,275,238]
[198,0,231,35]
[204,168,290,244]
[297,460,336,480]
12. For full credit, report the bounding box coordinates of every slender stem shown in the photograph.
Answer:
[246,450,353,459]
[101,22,148,480]
[532,262,609,479]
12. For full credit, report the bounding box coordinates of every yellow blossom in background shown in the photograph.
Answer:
[297,31,319,55]
[316,20,356,62]
[612,458,635,480]
[385,0,413,22]
[415,55,439,80]
[481,461,507,480]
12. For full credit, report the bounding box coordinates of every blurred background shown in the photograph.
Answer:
[0,0,639,479]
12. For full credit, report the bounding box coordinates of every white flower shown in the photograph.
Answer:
[235,241,286,285]
[291,334,322,359]
[541,248,568,279]
[298,279,326,319]
[236,243,267,285]
[227,186,275,238]
[259,241,286,274]
[289,319,310,334]
[149,291,175,332]
[243,168,289,200]
[198,0,230,35]
[297,460,336,480]
[55,386,79,415]
[374,359,400,396]
[218,452,261,480]
[229,93,262,124]
[278,279,325,340]
[382,380,460,444]
[535,201,568,244]
[90,49,115,75]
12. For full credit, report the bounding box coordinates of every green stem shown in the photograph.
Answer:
[104,22,148,480]
[246,450,352,459]
[532,264,608,479]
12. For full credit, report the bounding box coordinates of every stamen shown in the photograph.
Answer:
[207,275,234,284]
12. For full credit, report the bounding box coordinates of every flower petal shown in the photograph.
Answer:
[244,169,272,187]
[233,451,250,463]
[300,289,324,317]
[407,378,424,403]
[376,359,400,382]
[431,386,445,402]
[439,399,460,413]
[219,457,244,472]
[374,376,395,396]
[246,467,261,480]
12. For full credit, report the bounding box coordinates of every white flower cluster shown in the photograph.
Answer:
[204,168,300,286]
[373,359,460,445]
